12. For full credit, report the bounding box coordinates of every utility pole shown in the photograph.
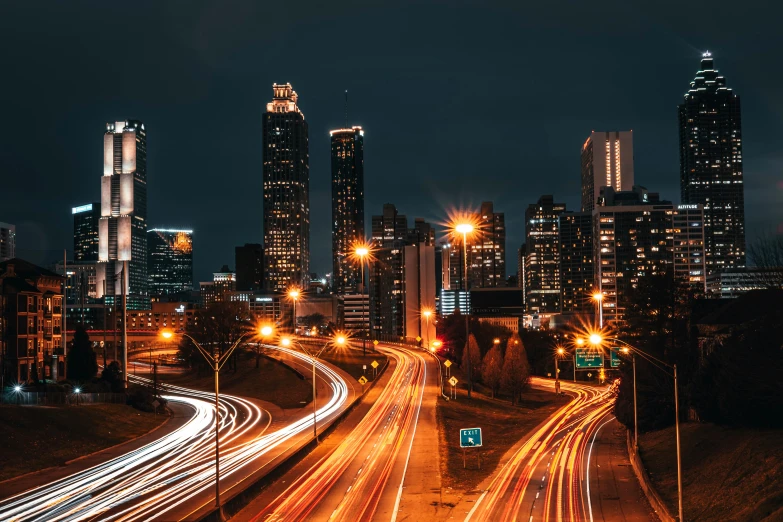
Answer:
[122,261,128,391]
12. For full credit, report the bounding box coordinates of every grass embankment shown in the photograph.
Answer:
[639,423,783,521]
[0,404,166,481]
[437,388,569,492]
[161,352,312,409]
[320,348,387,382]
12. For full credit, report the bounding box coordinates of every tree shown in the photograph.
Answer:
[461,334,481,393]
[180,302,254,372]
[747,233,783,289]
[501,334,531,405]
[437,310,466,360]
[301,313,326,330]
[482,342,503,398]
[101,361,124,392]
[67,325,98,382]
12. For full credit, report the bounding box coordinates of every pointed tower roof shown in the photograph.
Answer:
[685,51,732,97]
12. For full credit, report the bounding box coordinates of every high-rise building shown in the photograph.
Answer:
[200,265,236,308]
[235,243,264,292]
[147,229,193,296]
[672,204,707,293]
[370,204,408,339]
[559,211,594,315]
[72,203,100,262]
[262,83,310,291]
[581,131,634,212]
[96,120,148,310]
[679,52,745,274]
[467,202,506,288]
[0,222,16,262]
[593,186,676,325]
[330,126,365,295]
[524,196,566,315]
[403,243,436,346]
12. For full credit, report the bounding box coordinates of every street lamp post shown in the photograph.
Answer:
[422,309,433,350]
[591,334,683,522]
[287,289,300,335]
[455,223,474,397]
[555,347,564,394]
[592,292,604,329]
[161,326,266,518]
[354,246,369,355]
[281,334,346,442]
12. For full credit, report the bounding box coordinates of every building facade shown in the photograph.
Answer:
[200,266,236,308]
[524,196,566,315]
[0,223,16,262]
[262,83,310,291]
[467,202,506,288]
[96,120,148,310]
[581,131,634,212]
[330,126,365,295]
[679,52,745,274]
[72,203,100,262]
[403,244,436,347]
[369,204,408,339]
[559,211,594,315]
[147,229,193,296]
[672,204,707,293]
[235,243,264,292]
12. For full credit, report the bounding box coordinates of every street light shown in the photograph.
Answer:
[454,221,475,397]
[281,334,347,442]
[74,387,81,406]
[554,347,565,393]
[422,308,433,349]
[588,333,684,522]
[287,288,301,335]
[160,325,267,518]
[592,292,604,329]
[353,244,371,355]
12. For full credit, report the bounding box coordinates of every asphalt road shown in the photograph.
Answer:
[464,378,657,522]
[0,345,355,522]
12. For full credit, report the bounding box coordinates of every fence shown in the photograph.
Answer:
[0,391,126,406]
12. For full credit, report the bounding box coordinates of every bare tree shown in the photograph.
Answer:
[747,233,783,289]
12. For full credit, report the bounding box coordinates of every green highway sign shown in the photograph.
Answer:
[575,348,604,369]
[460,428,483,448]
[610,347,621,368]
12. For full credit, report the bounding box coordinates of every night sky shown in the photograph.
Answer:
[2,1,781,283]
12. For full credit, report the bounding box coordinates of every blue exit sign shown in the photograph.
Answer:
[460,428,483,448]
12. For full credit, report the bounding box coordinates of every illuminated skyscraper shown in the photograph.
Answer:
[330,126,364,295]
[679,52,745,274]
[72,203,100,262]
[147,229,193,296]
[558,211,593,315]
[96,120,148,309]
[262,83,310,291]
[524,196,566,314]
[581,131,634,212]
[467,201,505,288]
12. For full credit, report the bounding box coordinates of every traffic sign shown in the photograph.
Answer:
[575,348,604,368]
[449,376,458,387]
[373,340,379,346]
[371,360,379,369]
[460,428,483,448]
[444,360,452,368]
[358,376,368,385]
[416,336,422,342]
[610,347,621,368]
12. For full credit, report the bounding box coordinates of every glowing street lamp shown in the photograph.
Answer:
[592,292,604,328]
[287,288,301,335]
[421,308,434,349]
[589,333,603,346]
[453,220,476,398]
[353,244,371,355]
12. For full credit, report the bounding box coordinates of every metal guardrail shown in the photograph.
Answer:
[0,391,126,406]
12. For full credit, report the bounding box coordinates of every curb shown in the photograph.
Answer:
[626,430,674,522]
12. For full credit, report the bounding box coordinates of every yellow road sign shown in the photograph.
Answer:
[358,376,368,385]
[449,376,458,387]
[373,340,379,346]
[371,360,379,369]
[416,336,422,342]
[444,360,452,368]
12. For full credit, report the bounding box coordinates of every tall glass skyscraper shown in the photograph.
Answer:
[96,120,148,309]
[679,52,745,274]
[330,126,365,295]
[262,84,310,291]
[147,229,193,296]
[72,202,100,262]
[524,196,566,314]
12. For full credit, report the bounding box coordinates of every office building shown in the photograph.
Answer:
[331,126,365,295]
[228,291,291,324]
[438,290,470,316]
[672,205,707,292]
[467,202,506,288]
[403,243,436,346]
[72,203,100,262]
[707,267,783,298]
[147,229,193,296]
[679,52,746,274]
[581,131,634,212]
[0,223,15,262]
[263,83,310,291]
[235,243,264,292]
[524,196,566,315]
[1,259,66,383]
[200,266,236,307]
[594,186,676,324]
[96,120,148,310]
[559,211,594,315]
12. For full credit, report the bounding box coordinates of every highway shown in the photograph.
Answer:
[465,377,655,522]
[0,346,352,522]
[246,344,428,522]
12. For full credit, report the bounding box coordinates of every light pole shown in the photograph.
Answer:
[353,245,370,355]
[555,347,564,394]
[422,308,433,350]
[592,292,604,329]
[590,334,683,522]
[161,326,266,518]
[287,288,300,335]
[281,334,346,442]
[74,387,81,406]
[455,222,474,397]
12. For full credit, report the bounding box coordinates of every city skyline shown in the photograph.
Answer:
[2,4,781,283]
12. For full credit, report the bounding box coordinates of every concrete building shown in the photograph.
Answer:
[581,131,634,212]
[673,204,707,293]
[403,243,436,347]
[706,267,783,298]
[200,266,235,307]
[0,223,16,262]
[524,196,566,315]
[235,243,264,292]
[559,211,594,315]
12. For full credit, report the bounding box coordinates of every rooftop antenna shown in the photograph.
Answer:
[344,90,348,128]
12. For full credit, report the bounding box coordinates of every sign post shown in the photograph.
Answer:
[459,427,483,469]
[575,348,604,370]
[358,375,368,393]
[449,376,458,400]
[444,359,452,378]
[371,359,379,378]
[610,347,621,368]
